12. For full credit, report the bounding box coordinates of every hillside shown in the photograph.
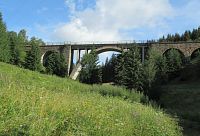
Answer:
[159,82,200,136]
[158,60,200,136]
[0,62,182,136]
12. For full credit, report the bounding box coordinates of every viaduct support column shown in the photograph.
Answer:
[142,46,145,63]
[85,49,88,54]
[63,45,72,76]
[76,49,81,63]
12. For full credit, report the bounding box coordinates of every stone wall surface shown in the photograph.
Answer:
[25,42,200,79]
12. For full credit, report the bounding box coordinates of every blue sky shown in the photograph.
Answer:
[1,0,200,62]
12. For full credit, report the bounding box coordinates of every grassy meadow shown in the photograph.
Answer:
[158,60,200,136]
[0,62,182,135]
[159,81,200,136]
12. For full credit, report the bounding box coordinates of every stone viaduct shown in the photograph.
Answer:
[26,41,200,79]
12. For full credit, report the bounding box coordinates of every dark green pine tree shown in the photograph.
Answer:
[191,29,199,41]
[115,52,126,86]
[108,54,118,82]
[166,34,172,42]
[165,49,183,73]
[171,34,175,42]
[115,46,144,91]
[24,37,42,71]
[44,52,67,77]
[8,30,27,66]
[8,31,18,65]
[174,33,181,42]
[159,35,166,42]
[0,12,10,62]
[143,49,159,93]
[122,46,144,90]
[17,29,27,66]
[183,31,191,41]
[79,49,102,84]
[44,53,56,74]
[58,53,68,77]
[102,57,110,82]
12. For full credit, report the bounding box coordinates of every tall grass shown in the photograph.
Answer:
[0,62,182,135]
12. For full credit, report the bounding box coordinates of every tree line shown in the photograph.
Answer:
[1,9,200,85]
[0,12,67,77]
[79,46,185,99]
[79,27,200,97]
[159,27,200,42]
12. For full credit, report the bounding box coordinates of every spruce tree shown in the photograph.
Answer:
[44,52,67,77]
[102,54,118,83]
[171,34,175,42]
[24,37,42,71]
[143,49,159,92]
[79,49,102,84]
[44,53,56,74]
[8,30,26,66]
[156,55,168,83]
[191,29,199,41]
[8,31,18,65]
[174,33,181,42]
[166,34,172,42]
[183,31,191,41]
[115,52,126,86]
[165,49,183,73]
[17,29,27,66]
[58,53,68,77]
[109,54,118,82]
[102,57,110,83]
[0,12,10,62]
[123,46,144,90]
[115,46,144,91]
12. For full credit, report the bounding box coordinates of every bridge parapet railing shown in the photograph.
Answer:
[45,42,72,45]
[69,40,151,45]
[45,40,200,46]
[45,40,151,46]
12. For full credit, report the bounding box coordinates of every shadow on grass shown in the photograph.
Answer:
[158,82,200,136]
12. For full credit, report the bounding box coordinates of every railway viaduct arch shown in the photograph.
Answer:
[26,42,200,79]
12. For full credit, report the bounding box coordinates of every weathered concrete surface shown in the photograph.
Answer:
[25,42,200,79]
[151,42,200,57]
[70,63,82,80]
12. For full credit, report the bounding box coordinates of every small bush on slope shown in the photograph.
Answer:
[0,62,182,135]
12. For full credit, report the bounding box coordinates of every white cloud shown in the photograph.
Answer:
[51,0,174,42]
[52,18,121,41]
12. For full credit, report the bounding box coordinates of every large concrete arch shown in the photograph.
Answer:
[152,45,186,57]
[95,46,123,54]
[25,41,200,80]
[191,48,200,60]
[185,44,200,57]
[162,48,185,58]
[70,47,124,80]
[41,50,59,65]
[151,42,200,57]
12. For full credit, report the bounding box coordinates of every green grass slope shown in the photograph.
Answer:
[159,82,200,136]
[0,62,182,136]
[159,60,200,136]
